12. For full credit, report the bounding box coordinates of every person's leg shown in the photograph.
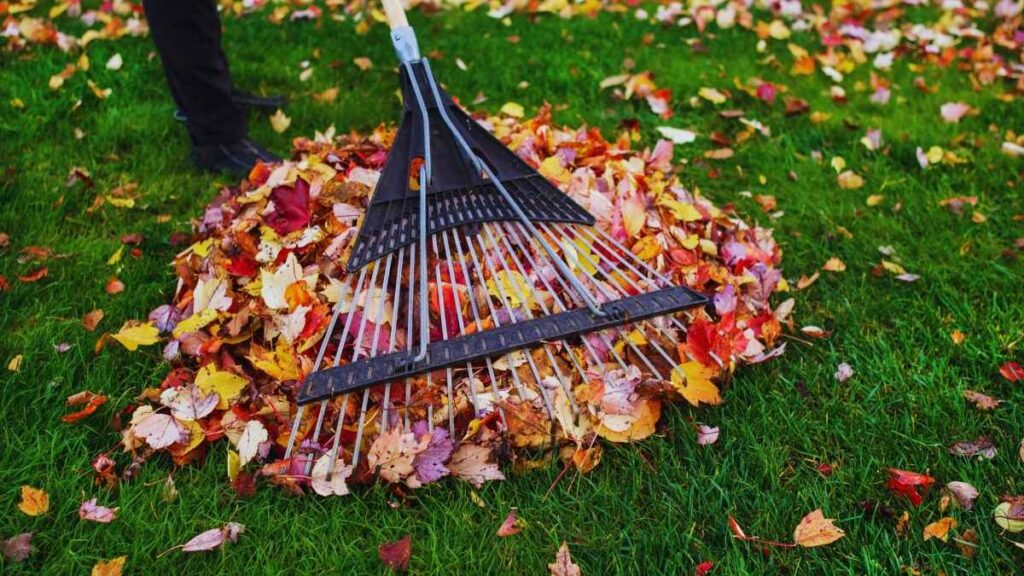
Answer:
[143,0,246,146]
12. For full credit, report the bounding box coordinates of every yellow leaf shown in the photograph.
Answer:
[561,237,597,275]
[622,196,646,238]
[830,157,846,172]
[500,102,525,118]
[660,199,702,222]
[995,502,1024,533]
[171,309,218,338]
[269,109,291,133]
[105,196,135,209]
[111,323,160,351]
[794,509,845,547]
[227,449,240,482]
[670,362,721,407]
[631,235,661,261]
[194,364,248,410]
[353,57,374,71]
[926,146,944,164]
[923,517,957,542]
[866,194,885,207]
[595,398,660,442]
[190,238,214,258]
[881,260,906,275]
[18,485,49,516]
[247,339,302,381]
[91,556,127,576]
[698,87,727,105]
[538,156,569,184]
[486,270,534,308]
[107,245,124,265]
[8,354,23,372]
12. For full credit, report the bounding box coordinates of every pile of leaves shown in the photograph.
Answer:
[101,105,786,496]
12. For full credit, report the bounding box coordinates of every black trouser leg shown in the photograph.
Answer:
[143,0,246,146]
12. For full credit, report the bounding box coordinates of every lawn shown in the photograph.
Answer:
[2,2,1024,574]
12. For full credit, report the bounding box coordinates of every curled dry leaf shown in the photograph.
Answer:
[79,498,118,523]
[496,509,523,537]
[91,556,127,576]
[62,391,108,423]
[963,390,1002,411]
[793,509,845,548]
[181,522,245,553]
[946,481,979,510]
[887,468,935,507]
[82,309,105,331]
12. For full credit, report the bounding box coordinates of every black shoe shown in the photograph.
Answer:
[192,137,281,175]
[174,89,287,123]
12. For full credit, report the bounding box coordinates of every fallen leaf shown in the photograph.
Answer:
[8,354,23,372]
[923,517,957,542]
[105,277,124,294]
[91,556,127,576]
[237,419,268,466]
[500,102,525,118]
[448,444,505,488]
[111,322,160,351]
[105,53,123,71]
[1,533,33,562]
[655,126,696,144]
[17,486,49,516]
[181,522,245,553]
[887,468,935,506]
[497,509,523,537]
[963,390,1002,411]
[62,391,108,423]
[310,455,353,497]
[548,541,582,576]
[79,498,118,523]
[999,361,1024,382]
[269,109,291,133]
[946,481,979,510]
[793,509,845,547]
[696,424,720,446]
[671,361,721,407]
[378,535,411,571]
[837,170,864,189]
[834,362,854,382]
[822,257,846,272]
[353,57,373,71]
[949,436,996,460]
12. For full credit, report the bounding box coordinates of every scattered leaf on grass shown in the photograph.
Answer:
[793,509,845,547]
[497,509,523,537]
[91,556,127,576]
[79,498,118,523]
[1,533,33,562]
[887,468,935,507]
[63,391,108,423]
[83,309,104,331]
[378,535,411,571]
[269,109,291,133]
[923,517,957,542]
[17,486,49,516]
[111,322,160,351]
[180,522,245,553]
[963,390,1001,410]
[548,541,582,576]
[999,361,1023,382]
[946,481,979,510]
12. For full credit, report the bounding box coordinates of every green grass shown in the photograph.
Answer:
[2,6,1024,574]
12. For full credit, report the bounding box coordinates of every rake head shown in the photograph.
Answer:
[282,20,709,479]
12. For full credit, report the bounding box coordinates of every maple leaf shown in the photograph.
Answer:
[923,517,957,542]
[17,485,49,516]
[237,420,269,466]
[160,385,218,421]
[269,109,291,133]
[310,455,353,497]
[886,468,935,506]
[131,408,187,450]
[448,444,505,488]
[79,498,118,523]
[180,522,245,553]
[548,542,582,576]
[671,362,722,407]
[91,556,127,576]
[410,422,453,487]
[793,509,845,547]
[260,252,304,310]
[1,533,33,562]
[266,178,311,235]
[963,389,1002,410]
[378,535,411,571]
[111,322,160,351]
[366,428,427,484]
[194,364,248,410]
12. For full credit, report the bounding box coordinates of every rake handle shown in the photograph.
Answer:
[382,0,409,29]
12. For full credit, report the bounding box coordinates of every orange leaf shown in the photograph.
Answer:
[17,486,49,516]
[82,309,104,331]
[62,391,108,423]
[91,556,127,576]
[923,517,957,542]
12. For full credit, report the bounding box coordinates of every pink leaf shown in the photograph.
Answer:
[79,498,118,523]
[1,533,33,562]
[696,425,720,446]
[181,522,244,553]
[940,102,971,123]
[834,362,854,383]
[448,444,504,488]
[378,535,411,571]
[496,509,522,537]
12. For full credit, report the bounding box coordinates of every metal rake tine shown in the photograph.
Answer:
[434,233,482,416]
[450,228,532,404]
[480,224,580,417]
[546,223,680,371]
[381,246,406,435]
[584,225,694,332]
[284,274,355,459]
[507,221,660,378]
[301,265,370,476]
[429,235,458,437]
[350,254,396,469]
[442,229,508,427]
[405,242,418,433]
[468,232,557,420]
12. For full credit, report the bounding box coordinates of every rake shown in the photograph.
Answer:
[282,0,709,480]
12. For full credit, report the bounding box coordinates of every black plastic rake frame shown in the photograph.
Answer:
[291,12,709,410]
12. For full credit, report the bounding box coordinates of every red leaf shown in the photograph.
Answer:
[62,392,108,423]
[1000,361,1024,382]
[265,178,310,235]
[695,561,714,576]
[378,535,411,572]
[105,277,124,295]
[226,253,259,277]
[17,267,48,283]
[886,468,935,506]
[496,509,522,537]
